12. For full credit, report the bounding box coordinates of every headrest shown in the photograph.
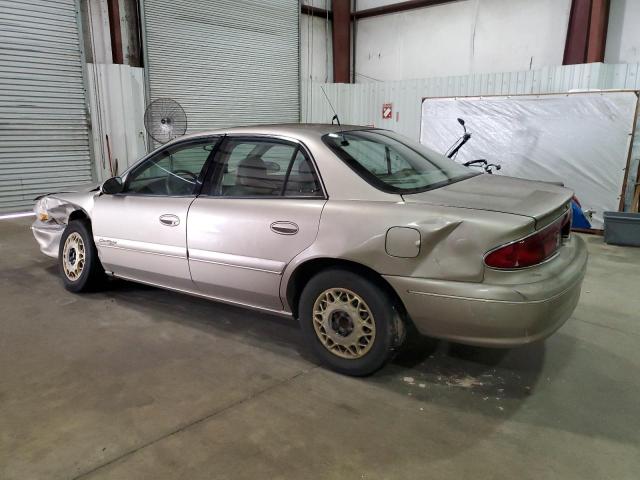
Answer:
[237,155,267,185]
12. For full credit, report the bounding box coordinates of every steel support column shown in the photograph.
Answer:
[564,0,610,65]
[587,0,610,63]
[332,0,351,83]
[107,0,124,64]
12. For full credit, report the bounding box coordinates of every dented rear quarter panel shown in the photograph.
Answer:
[279,198,535,303]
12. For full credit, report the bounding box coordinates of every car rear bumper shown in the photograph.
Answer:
[384,235,588,347]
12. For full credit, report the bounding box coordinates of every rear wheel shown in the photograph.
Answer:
[299,269,405,376]
[59,220,105,292]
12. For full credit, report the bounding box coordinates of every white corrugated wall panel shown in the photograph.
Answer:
[0,0,92,213]
[141,0,299,133]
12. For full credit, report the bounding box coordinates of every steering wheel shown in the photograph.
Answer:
[165,169,198,195]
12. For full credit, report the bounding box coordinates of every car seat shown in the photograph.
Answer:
[225,155,275,196]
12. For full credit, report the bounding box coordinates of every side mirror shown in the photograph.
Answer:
[101,176,124,195]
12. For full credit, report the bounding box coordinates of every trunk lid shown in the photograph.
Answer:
[403,174,573,227]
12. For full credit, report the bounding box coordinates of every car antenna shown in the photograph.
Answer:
[320,86,349,146]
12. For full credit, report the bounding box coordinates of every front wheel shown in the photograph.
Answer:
[299,269,405,376]
[58,220,105,293]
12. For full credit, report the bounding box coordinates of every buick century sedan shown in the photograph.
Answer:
[32,124,588,375]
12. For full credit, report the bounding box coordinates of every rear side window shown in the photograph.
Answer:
[207,138,323,198]
[285,150,322,197]
[323,130,477,194]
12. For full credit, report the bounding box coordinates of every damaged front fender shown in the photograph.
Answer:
[31,192,98,259]
[31,219,65,258]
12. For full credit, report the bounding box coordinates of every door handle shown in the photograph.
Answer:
[159,214,180,227]
[270,221,299,235]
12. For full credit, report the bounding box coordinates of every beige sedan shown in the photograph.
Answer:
[32,124,587,376]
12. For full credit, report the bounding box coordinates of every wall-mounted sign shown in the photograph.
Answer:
[382,103,392,119]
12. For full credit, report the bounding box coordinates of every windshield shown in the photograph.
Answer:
[323,129,477,194]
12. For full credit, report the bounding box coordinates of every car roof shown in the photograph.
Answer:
[176,123,377,144]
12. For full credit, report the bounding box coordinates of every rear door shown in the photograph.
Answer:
[187,136,326,311]
[93,137,220,290]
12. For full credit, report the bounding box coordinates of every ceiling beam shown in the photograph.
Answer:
[301,4,333,20]
[353,0,459,20]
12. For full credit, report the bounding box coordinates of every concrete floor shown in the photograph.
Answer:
[0,217,639,480]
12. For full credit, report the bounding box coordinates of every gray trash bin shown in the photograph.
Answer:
[603,212,640,247]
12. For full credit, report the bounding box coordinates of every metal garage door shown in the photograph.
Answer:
[0,0,93,213]
[141,0,300,133]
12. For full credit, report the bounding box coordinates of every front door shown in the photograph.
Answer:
[187,136,327,311]
[93,136,220,290]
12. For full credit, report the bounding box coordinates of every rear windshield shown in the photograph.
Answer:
[323,129,477,194]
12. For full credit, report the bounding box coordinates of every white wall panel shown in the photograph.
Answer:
[354,0,571,82]
[84,0,112,64]
[301,7,333,84]
[606,0,640,65]
[86,64,147,182]
[356,0,398,9]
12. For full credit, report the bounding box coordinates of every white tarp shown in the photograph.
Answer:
[420,92,638,228]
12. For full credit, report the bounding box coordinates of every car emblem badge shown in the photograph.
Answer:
[97,238,117,247]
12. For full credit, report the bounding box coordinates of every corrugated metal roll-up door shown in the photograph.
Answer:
[0,0,93,213]
[142,0,299,133]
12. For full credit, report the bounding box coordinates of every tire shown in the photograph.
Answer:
[299,268,405,376]
[58,219,105,293]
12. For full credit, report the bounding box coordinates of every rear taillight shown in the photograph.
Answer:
[485,211,571,269]
[561,207,572,238]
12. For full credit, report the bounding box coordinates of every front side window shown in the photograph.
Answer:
[124,139,217,196]
[208,138,323,198]
[323,130,477,194]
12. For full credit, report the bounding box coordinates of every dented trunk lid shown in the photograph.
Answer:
[402,174,573,228]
